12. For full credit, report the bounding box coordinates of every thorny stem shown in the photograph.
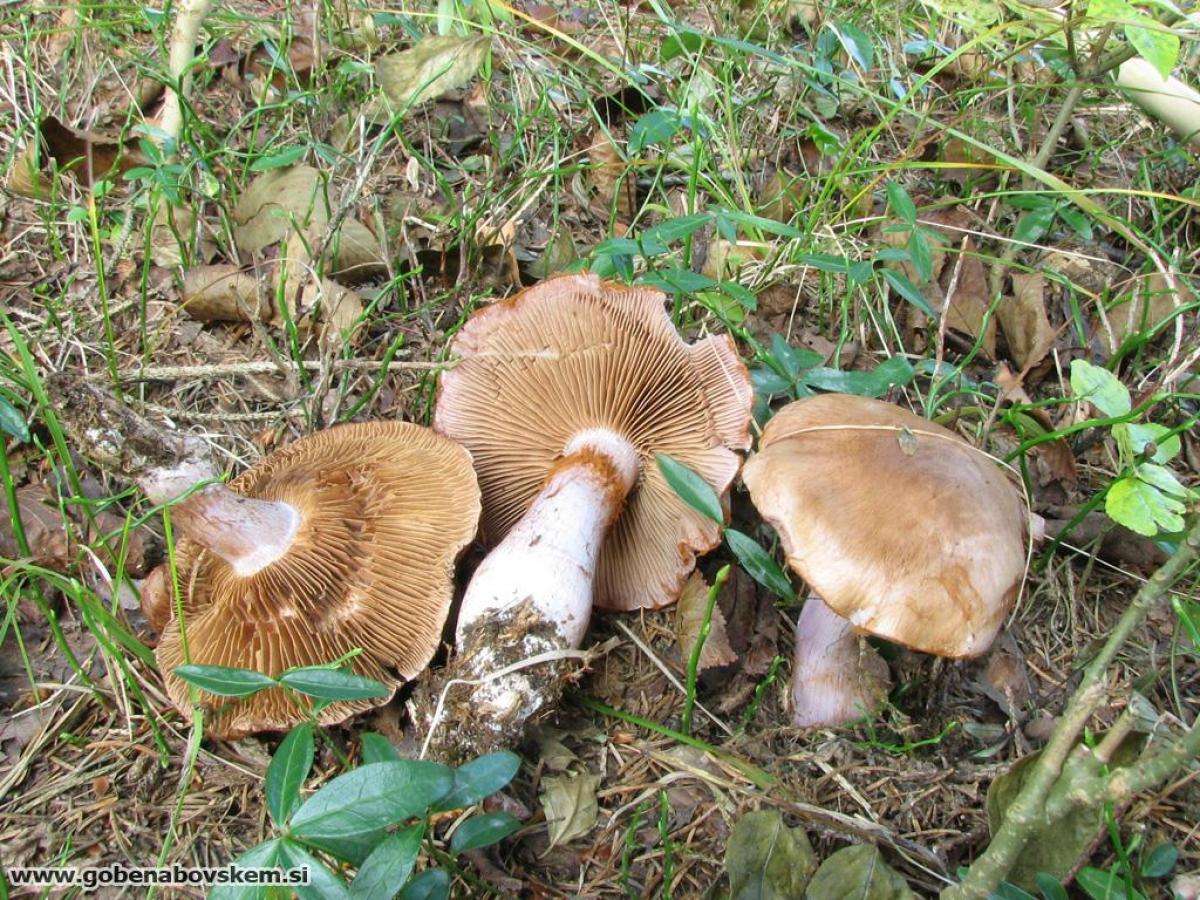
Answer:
[944,516,1200,900]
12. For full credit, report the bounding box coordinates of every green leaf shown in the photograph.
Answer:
[639,267,718,294]
[641,213,711,245]
[908,230,934,283]
[359,732,402,764]
[1013,205,1056,245]
[656,454,724,525]
[1069,360,1131,417]
[266,724,314,826]
[1173,596,1200,651]
[208,839,290,900]
[435,751,520,811]
[1126,23,1179,79]
[886,182,917,225]
[397,869,450,900]
[289,760,453,864]
[713,207,805,239]
[806,844,916,899]
[725,809,817,899]
[277,840,352,900]
[1105,474,1187,536]
[880,269,938,319]
[278,666,392,701]
[1033,873,1068,900]
[628,109,683,154]
[350,824,423,900]
[450,811,521,853]
[992,882,1038,900]
[250,145,307,171]
[1075,866,1139,900]
[803,356,916,398]
[173,664,277,697]
[1126,422,1180,463]
[1140,842,1177,878]
[724,529,794,601]
[1135,463,1193,500]
[0,397,29,442]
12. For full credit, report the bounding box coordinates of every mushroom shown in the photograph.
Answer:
[151,422,481,738]
[740,393,1029,727]
[421,273,752,756]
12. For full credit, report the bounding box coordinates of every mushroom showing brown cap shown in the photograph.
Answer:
[154,422,480,739]
[741,393,1028,727]
[422,273,752,757]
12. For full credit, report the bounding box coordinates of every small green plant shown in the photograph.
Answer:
[1068,359,1196,538]
[174,663,521,898]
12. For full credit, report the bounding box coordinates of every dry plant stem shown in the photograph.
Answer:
[945,516,1200,900]
[160,0,213,147]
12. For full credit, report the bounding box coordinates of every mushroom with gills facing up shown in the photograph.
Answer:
[420,273,753,759]
[147,422,481,738]
[740,393,1031,727]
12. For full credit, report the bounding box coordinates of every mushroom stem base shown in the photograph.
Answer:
[171,483,301,577]
[413,599,583,763]
[792,594,891,727]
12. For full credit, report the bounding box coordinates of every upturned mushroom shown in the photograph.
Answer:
[741,393,1029,727]
[421,273,753,756]
[149,422,481,738]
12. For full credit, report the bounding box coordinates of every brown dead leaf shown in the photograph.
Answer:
[540,771,600,849]
[941,247,996,358]
[181,265,270,322]
[976,631,1033,717]
[374,34,491,119]
[233,165,330,254]
[998,272,1056,371]
[585,127,635,224]
[674,571,737,672]
[1095,271,1190,354]
[325,218,387,284]
[6,117,148,198]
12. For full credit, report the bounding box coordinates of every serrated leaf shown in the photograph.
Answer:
[1106,475,1186,536]
[375,35,491,113]
[1069,360,1131,417]
[1126,422,1180,462]
[435,751,520,811]
[278,666,392,701]
[724,529,794,601]
[450,811,521,853]
[266,724,314,826]
[0,397,29,442]
[173,664,277,697]
[1134,463,1193,499]
[397,869,450,900]
[290,761,453,864]
[725,809,817,899]
[805,844,915,899]
[350,824,423,900]
[359,732,402,764]
[657,453,724,525]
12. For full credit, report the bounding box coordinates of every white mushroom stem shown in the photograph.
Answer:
[791,595,891,727]
[1116,58,1200,149]
[160,0,214,147]
[169,483,301,577]
[457,428,639,649]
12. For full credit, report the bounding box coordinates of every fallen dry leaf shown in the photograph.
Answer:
[941,245,996,358]
[1095,270,1190,354]
[374,34,491,117]
[674,570,737,672]
[6,117,148,198]
[998,272,1056,371]
[539,771,600,849]
[181,265,270,322]
[232,165,330,254]
[585,127,636,224]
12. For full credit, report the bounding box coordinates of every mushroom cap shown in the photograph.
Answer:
[742,394,1027,658]
[434,273,753,612]
[155,422,481,738]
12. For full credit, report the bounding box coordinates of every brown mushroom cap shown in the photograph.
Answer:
[434,274,752,612]
[742,394,1027,658]
[155,422,481,738]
